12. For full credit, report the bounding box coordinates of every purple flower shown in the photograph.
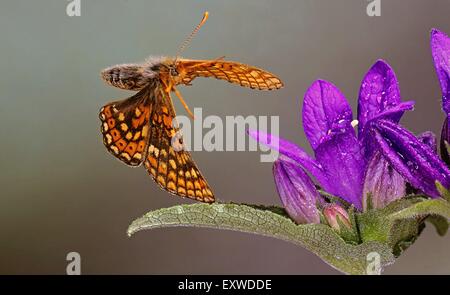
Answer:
[431,28,450,164]
[273,157,320,224]
[250,53,450,222]
[362,151,405,211]
[250,60,415,214]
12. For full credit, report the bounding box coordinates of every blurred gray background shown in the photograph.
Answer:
[0,0,449,274]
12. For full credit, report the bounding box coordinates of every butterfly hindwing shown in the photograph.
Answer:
[143,88,215,203]
[99,87,153,166]
[179,59,284,90]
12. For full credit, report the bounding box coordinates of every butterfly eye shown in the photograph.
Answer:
[150,64,160,71]
[170,66,179,76]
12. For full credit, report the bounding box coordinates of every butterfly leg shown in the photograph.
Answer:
[173,86,195,120]
[160,76,195,119]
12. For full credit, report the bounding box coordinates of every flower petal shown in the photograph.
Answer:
[372,130,419,191]
[314,132,365,209]
[431,28,450,113]
[362,151,406,211]
[302,80,354,150]
[359,101,415,159]
[371,119,450,197]
[418,131,437,153]
[366,101,415,124]
[273,158,320,224]
[358,60,405,135]
[247,129,328,185]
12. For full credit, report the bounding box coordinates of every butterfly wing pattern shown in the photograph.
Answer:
[144,87,214,202]
[99,83,215,203]
[99,87,153,167]
[179,59,284,90]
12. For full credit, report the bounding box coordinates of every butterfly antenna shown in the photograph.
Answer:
[174,11,209,62]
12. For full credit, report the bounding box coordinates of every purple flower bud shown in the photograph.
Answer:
[323,204,352,232]
[273,158,320,224]
[362,152,406,211]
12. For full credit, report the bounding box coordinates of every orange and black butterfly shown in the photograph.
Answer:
[99,12,283,203]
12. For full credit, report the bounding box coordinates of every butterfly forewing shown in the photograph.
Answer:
[179,59,283,90]
[99,88,153,166]
[143,88,215,203]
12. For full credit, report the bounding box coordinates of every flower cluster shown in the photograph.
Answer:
[250,28,450,229]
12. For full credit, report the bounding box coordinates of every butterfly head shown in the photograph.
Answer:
[156,58,189,88]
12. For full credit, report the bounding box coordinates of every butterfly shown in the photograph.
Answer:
[99,12,284,203]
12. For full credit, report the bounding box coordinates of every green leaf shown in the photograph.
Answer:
[356,197,424,244]
[426,215,449,236]
[356,197,429,257]
[128,203,394,275]
[435,181,450,203]
[338,207,360,244]
[380,198,450,255]
[388,198,450,221]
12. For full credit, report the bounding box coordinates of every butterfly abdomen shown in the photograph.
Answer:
[101,64,156,91]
